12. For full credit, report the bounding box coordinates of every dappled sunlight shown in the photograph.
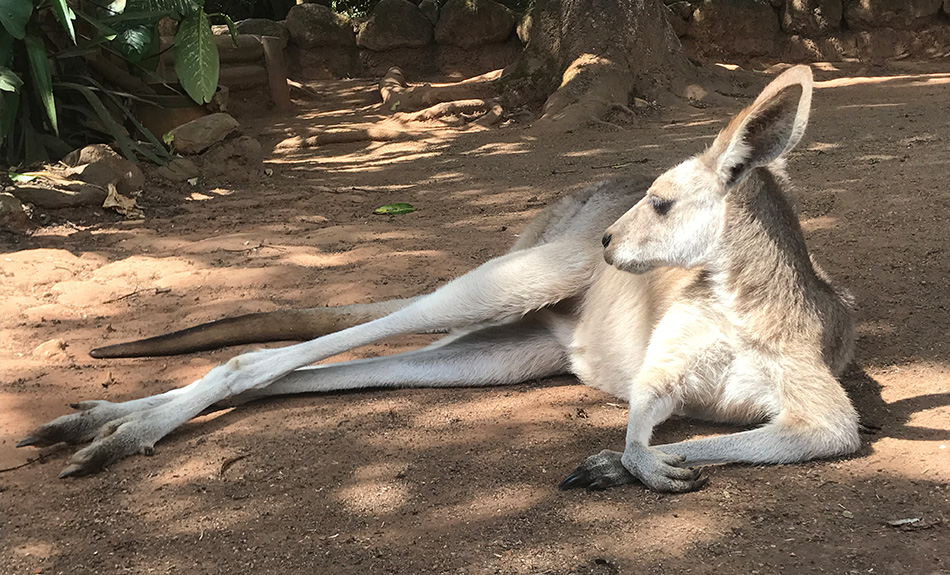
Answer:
[804,141,841,152]
[315,149,444,171]
[335,462,414,515]
[3,62,950,575]
[800,215,841,231]
[836,102,906,110]
[459,141,532,157]
[662,118,721,130]
[816,72,950,89]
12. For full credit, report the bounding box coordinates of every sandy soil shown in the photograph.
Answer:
[1,61,948,575]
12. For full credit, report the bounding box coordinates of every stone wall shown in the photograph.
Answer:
[668,0,950,61]
[254,0,523,79]
[238,0,950,81]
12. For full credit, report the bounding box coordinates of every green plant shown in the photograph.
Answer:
[0,0,233,167]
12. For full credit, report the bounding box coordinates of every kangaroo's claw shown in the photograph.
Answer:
[559,450,638,491]
[57,418,157,478]
[17,401,126,448]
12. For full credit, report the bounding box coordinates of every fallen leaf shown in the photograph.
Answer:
[102,184,144,219]
[374,202,414,215]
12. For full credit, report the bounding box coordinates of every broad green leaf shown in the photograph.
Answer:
[373,203,415,215]
[112,24,155,62]
[174,9,218,104]
[0,0,32,40]
[50,0,77,44]
[25,35,57,135]
[0,65,21,91]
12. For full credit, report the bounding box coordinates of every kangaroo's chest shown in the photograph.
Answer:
[569,267,780,424]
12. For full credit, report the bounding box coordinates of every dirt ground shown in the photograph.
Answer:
[1,60,949,575]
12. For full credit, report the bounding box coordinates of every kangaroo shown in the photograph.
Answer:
[19,65,860,492]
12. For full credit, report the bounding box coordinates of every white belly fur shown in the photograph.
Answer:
[568,265,780,425]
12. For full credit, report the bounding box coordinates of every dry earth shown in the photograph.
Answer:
[1,61,948,575]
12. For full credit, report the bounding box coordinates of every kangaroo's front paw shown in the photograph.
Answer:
[621,445,707,493]
[17,401,127,448]
[58,417,157,478]
[559,450,637,491]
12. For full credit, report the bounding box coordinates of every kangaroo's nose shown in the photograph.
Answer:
[601,233,612,248]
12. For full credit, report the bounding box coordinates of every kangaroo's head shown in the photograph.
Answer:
[602,65,814,274]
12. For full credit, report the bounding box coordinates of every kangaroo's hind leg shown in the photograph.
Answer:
[223,314,572,405]
[29,238,600,478]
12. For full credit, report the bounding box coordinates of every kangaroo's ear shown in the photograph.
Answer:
[704,65,813,189]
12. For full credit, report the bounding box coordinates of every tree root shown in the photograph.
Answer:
[392,98,498,124]
[531,54,634,133]
[291,68,506,147]
[275,127,417,150]
[379,67,502,112]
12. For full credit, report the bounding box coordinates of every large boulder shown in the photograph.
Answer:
[235,18,291,43]
[782,0,843,36]
[167,113,241,155]
[435,0,517,49]
[844,0,942,30]
[285,3,355,48]
[357,0,433,50]
[688,0,781,57]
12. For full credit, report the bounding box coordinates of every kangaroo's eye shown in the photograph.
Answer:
[650,195,674,216]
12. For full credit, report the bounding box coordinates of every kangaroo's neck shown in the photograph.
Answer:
[708,167,824,345]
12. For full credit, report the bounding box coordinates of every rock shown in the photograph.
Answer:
[688,0,781,57]
[61,144,145,195]
[198,136,264,181]
[419,0,439,25]
[69,161,141,194]
[32,338,69,361]
[10,183,108,209]
[357,0,433,50]
[435,0,517,49]
[0,192,31,232]
[68,162,145,195]
[782,0,843,36]
[167,113,241,155]
[62,143,119,166]
[235,18,291,42]
[154,158,201,182]
[682,83,708,101]
[845,0,942,30]
[285,3,355,48]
